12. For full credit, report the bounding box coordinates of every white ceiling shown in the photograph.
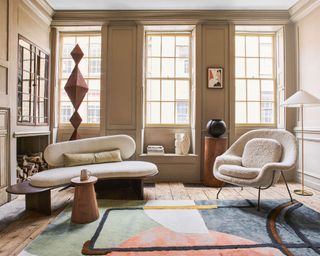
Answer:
[46,0,300,11]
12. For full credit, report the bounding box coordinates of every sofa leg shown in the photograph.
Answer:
[132,179,144,200]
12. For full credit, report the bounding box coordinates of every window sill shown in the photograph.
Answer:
[138,153,198,164]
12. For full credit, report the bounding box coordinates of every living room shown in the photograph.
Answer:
[0,0,320,255]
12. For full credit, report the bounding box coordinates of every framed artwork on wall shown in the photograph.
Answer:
[208,68,223,89]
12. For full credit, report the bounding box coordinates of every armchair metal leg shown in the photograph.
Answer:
[281,171,293,203]
[216,183,225,199]
[257,187,261,211]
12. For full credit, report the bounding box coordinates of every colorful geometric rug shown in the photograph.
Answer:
[20,200,320,256]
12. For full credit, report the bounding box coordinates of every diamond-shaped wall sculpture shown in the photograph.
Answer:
[64,44,88,140]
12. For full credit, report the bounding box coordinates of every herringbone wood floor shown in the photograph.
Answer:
[0,182,319,256]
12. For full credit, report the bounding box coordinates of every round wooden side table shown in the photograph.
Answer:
[71,176,99,224]
[203,136,228,187]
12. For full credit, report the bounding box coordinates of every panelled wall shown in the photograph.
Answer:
[294,5,320,190]
[0,0,13,205]
[0,0,52,205]
[101,22,229,182]
[51,9,297,182]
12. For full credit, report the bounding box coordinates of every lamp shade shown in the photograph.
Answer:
[281,90,320,108]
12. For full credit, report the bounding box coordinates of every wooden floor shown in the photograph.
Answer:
[0,181,319,256]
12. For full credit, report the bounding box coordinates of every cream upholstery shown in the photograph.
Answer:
[30,135,158,188]
[242,138,282,168]
[30,161,158,187]
[219,165,260,179]
[44,135,136,167]
[214,129,298,188]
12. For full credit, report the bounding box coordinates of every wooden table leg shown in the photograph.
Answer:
[26,190,51,215]
[71,182,99,224]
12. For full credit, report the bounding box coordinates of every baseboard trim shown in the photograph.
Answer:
[294,171,320,191]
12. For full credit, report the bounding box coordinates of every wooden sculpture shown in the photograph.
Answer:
[64,44,88,140]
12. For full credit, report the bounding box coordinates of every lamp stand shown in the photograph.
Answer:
[294,105,313,196]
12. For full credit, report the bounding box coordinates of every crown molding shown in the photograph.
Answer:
[51,10,290,26]
[289,0,320,22]
[20,0,54,26]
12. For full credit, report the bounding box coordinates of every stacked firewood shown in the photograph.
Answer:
[16,152,48,182]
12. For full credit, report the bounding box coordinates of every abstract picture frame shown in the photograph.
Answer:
[208,68,223,89]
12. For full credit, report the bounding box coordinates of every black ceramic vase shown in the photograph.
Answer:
[206,119,226,138]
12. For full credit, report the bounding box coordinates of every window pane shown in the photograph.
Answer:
[176,46,189,58]
[162,80,174,101]
[60,101,73,123]
[162,36,175,57]
[235,79,246,101]
[88,102,100,123]
[236,58,245,77]
[247,80,260,101]
[236,102,246,124]
[89,58,101,77]
[176,80,189,100]
[88,80,100,101]
[176,101,189,124]
[78,102,88,123]
[89,36,101,57]
[261,80,274,101]
[161,102,174,124]
[261,102,274,123]
[260,37,273,57]
[147,36,161,57]
[76,36,89,56]
[147,102,160,124]
[62,59,73,78]
[147,58,160,77]
[246,58,259,78]
[246,36,259,57]
[260,58,273,78]
[176,58,189,78]
[147,80,160,101]
[235,36,245,57]
[62,37,76,57]
[162,58,174,77]
[79,58,88,77]
[176,36,189,46]
[60,80,69,101]
[247,102,260,123]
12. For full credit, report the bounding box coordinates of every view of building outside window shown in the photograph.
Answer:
[145,33,191,125]
[59,34,101,125]
[235,34,276,125]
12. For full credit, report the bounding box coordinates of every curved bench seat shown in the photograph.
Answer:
[30,161,158,188]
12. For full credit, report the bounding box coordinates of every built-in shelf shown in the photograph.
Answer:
[139,153,197,157]
[13,131,50,138]
[138,153,198,164]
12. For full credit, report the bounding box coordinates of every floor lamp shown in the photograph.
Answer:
[281,90,320,196]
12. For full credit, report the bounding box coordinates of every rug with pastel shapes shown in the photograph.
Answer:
[20,200,320,256]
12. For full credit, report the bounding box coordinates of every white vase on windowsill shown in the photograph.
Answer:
[175,133,190,155]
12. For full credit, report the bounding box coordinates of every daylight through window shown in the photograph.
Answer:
[235,33,276,125]
[59,33,101,125]
[145,32,191,126]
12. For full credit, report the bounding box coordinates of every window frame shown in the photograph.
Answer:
[144,31,192,127]
[17,35,50,126]
[235,32,277,127]
[58,31,101,128]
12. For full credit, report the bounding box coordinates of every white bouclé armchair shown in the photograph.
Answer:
[214,129,298,209]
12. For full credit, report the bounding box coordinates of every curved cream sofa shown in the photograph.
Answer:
[30,135,158,188]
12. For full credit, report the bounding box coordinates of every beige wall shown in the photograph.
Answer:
[294,5,320,189]
[49,7,298,182]
[0,0,52,201]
